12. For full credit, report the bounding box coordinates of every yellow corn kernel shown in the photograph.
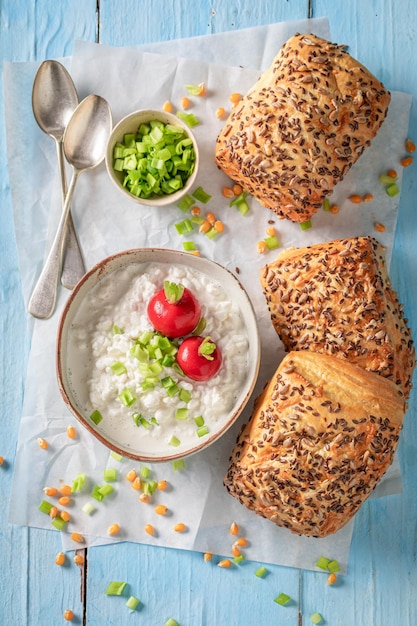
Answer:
[0,456,4,466]
[108,523,120,536]
[145,523,155,536]
[163,100,173,113]
[37,437,48,450]
[197,82,207,97]
[218,559,232,568]
[327,573,337,585]
[206,211,216,225]
[58,496,71,507]
[155,504,168,516]
[73,554,85,566]
[55,552,66,566]
[139,493,150,504]
[66,425,77,439]
[203,552,213,562]
[229,521,239,536]
[126,469,137,482]
[63,609,74,621]
[257,241,268,254]
[60,510,71,523]
[216,107,226,119]
[157,480,168,491]
[60,484,72,496]
[173,523,187,533]
[43,486,58,497]
[363,193,374,203]
[231,545,241,557]
[348,194,363,204]
[190,206,201,216]
[213,220,225,233]
[181,96,191,110]
[387,168,398,179]
[235,537,248,547]
[330,204,340,214]
[266,225,276,237]
[222,186,235,198]
[232,184,243,196]
[401,156,414,167]
[199,220,211,234]
[229,92,242,106]
[405,138,416,153]
[131,476,142,490]
[49,506,59,519]
[70,532,85,544]
[374,221,386,232]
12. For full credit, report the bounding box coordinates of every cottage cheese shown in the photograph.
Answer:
[70,262,249,455]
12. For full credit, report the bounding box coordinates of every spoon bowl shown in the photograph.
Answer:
[28,95,113,319]
[32,60,85,289]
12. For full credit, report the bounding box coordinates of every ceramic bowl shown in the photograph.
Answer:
[105,109,199,207]
[56,248,260,462]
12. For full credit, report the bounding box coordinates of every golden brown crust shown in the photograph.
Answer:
[260,236,415,398]
[215,33,391,222]
[224,351,405,537]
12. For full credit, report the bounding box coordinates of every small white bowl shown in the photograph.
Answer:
[105,109,199,207]
[56,248,260,462]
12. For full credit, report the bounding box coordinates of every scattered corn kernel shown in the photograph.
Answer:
[213,220,225,233]
[206,211,216,225]
[60,511,71,523]
[108,523,120,536]
[235,537,248,547]
[145,523,155,536]
[173,523,187,533]
[70,532,85,544]
[163,101,173,113]
[229,521,239,536]
[58,496,71,507]
[73,554,84,565]
[66,425,77,439]
[257,241,268,254]
[131,476,142,491]
[327,573,338,585]
[204,552,213,562]
[229,92,242,106]
[181,96,191,110]
[348,194,362,204]
[199,220,211,234]
[155,504,168,516]
[216,107,226,119]
[190,206,201,216]
[0,456,4,466]
[43,486,58,497]
[60,484,72,496]
[374,221,386,232]
[126,469,137,482]
[387,169,397,179]
[218,559,232,568]
[330,204,340,214]
[197,82,207,97]
[222,186,235,198]
[266,225,276,236]
[139,493,150,504]
[363,193,374,203]
[157,480,168,491]
[232,184,243,195]
[37,437,48,449]
[231,545,241,557]
[401,156,413,167]
[63,609,74,621]
[49,506,59,519]
[406,138,416,153]
[55,552,66,566]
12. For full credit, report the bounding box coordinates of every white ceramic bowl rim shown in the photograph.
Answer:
[57,248,261,462]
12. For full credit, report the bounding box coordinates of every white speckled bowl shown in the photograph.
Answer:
[105,109,199,207]
[57,248,260,462]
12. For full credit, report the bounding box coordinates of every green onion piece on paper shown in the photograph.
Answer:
[51,515,68,531]
[176,110,200,127]
[264,236,280,250]
[82,502,96,516]
[327,559,340,573]
[110,451,123,462]
[300,220,312,231]
[72,472,86,493]
[386,182,400,197]
[192,185,212,203]
[177,194,195,212]
[316,556,331,570]
[38,500,53,515]
[104,468,117,482]
[322,198,331,211]
[172,458,185,471]
[98,484,114,498]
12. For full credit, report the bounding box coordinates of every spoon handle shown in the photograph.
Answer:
[56,140,85,289]
[28,169,81,319]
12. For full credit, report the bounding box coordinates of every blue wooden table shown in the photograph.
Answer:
[1,2,417,624]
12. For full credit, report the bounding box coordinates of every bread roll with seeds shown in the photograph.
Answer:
[224,351,405,538]
[261,236,415,398]
[215,33,390,222]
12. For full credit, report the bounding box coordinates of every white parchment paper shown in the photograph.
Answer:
[5,17,411,573]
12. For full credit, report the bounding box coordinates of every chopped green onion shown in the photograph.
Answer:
[179,388,191,403]
[183,241,197,251]
[110,361,127,376]
[327,559,340,573]
[90,409,103,425]
[255,566,268,578]
[169,435,181,447]
[91,485,104,502]
[177,194,195,212]
[98,484,115,498]
[184,83,204,95]
[205,226,219,240]
[104,468,117,482]
[386,182,400,197]
[176,110,200,127]
[175,408,189,421]
[194,415,204,427]
[175,218,194,235]
[230,191,250,215]
[379,173,398,184]
[126,596,140,611]
[264,236,280,250]
[140,466,151,479]
[38,500,53,515]
[196,425,209,437]
[112,325,123,334]
[72,472,86,493]
[118,388,136,407]
[316,556,331,570]
[274,593,291,606]
[172,459,185,471]
[104,581,128,596]
[300,220,312,231]
[51,515,68,531]
[110,451,123,462]
[161,376,176,389]
[310,612,323,624]
[192,186,212,203]
[164,619,180,626]
[322,198,331,211]
[82,502,96,515]
[166,383,180,397]
[233,554,245,564]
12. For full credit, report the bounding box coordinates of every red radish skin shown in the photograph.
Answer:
[147,284,201,338]
[177,336,222,381]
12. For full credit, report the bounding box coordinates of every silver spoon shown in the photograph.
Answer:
[28,95,113,319]
[32,60,85,289]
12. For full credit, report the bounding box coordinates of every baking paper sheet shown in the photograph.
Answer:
[5,17,411,573]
